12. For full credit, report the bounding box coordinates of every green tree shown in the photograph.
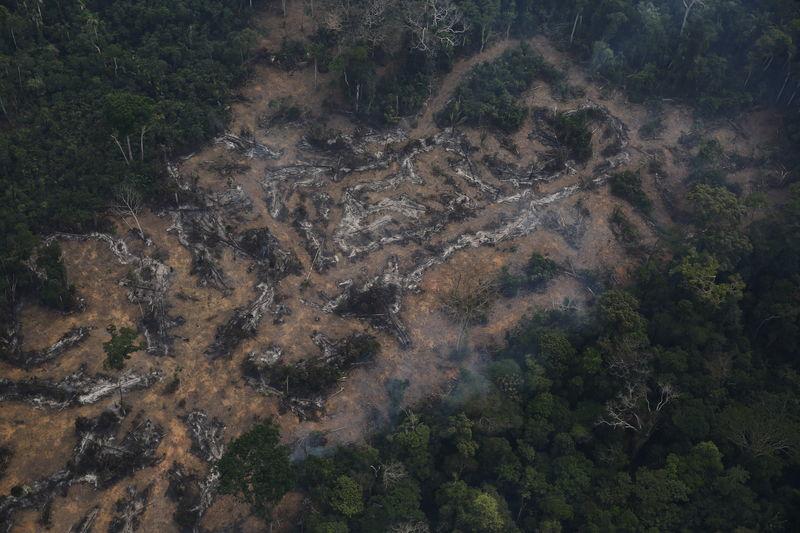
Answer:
[436,480,513,532]
[217,420,294,517]
[326,475,364,518]
[670,251,744,308]
[102,325,143,370]
[459,0,500,52]
[687,184,752,269]
[609,170,652,213]
[388,412,433,479]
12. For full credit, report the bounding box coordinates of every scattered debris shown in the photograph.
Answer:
[325,258,410,347]
[166,410,227,531]
[214,186,255,222]
[167,463,220,532]
[236,227,302,283]
[168,191,237,293]
[243,332,380,420]
[292,214,338,273]
[49,233,181,356]
[182,411,226,463]
[0,446,11,480]
[0,366,162,408]
[68,506,99,533]
[71,407,164,486]
[205,283,276,359]
[108,484,152,533]
[0,325,91,369]
[218,131,283,160]
[0,405,163,530]
[541,203,591,248]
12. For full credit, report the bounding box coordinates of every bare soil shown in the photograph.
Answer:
[0,3,782,532]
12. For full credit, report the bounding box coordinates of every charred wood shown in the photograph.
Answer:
[108,484,152,533]
[205,284,276,359]
[243,333,379,420]
[0,325,91,369]
[0,366,162,408]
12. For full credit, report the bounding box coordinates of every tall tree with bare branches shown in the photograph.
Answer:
[402,0,468,55]
[113,184,146,242]
[438,263,497,354]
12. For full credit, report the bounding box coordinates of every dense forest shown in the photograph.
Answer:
[2,0,800,531]
[219,182,800,530]
[3,0,800,354]
[0,0,264,348]
[300,0,800,128]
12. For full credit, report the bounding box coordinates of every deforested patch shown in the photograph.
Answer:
[0,404,163,530]
[325,258,410,348]
[218,130,284,160]
[182,410,226,463]
[0,325,92,369]
[108,484,152,533]
[236,227,302,283]
[243,332,380,420]
[49,233,181,356]
[205,283,276,359]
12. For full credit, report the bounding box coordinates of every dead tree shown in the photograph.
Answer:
[680,0,706,37]
[113,184,146,241]
[403,0,468,54]
[438,264,496,354]
[139,125,148,161]
[111,134,130,165]
[389,522,431,533]
[569,11,581,45]
[721,397,797,458]
[379,461,407,489]
[361,0,393,47]
[598,381,678,454]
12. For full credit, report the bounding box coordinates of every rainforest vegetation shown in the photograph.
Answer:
[220,182,800,530]
[3,0,800,351]
[2,0,800,531]
[0,0,264,344]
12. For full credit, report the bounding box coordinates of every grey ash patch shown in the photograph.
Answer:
[0,325,91,369]
[182,410,226,463]
[0,366,162,408]
[0,405,163,531]
[108,484,152,533]
[205,283,277,360]
[243,332,380,420]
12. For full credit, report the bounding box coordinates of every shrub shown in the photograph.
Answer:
[498,253,560,296]
[35,243,76,311]
[550,111,593,163]
[103,325,143,370]
[609,207,641,250]
[437,44,560,132]
[276,38,308,70]
[261,98,304,129]
[609,171,652,213]
[525,253,561,287]
[687,139,727,186]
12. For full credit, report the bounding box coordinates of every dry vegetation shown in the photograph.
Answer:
[0,2,783,532]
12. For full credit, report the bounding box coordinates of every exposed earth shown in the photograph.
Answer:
[0,4,783,532]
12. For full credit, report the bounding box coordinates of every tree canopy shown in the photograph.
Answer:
[217,419,295,517]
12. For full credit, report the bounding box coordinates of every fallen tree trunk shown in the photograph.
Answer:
[0,366,162,408]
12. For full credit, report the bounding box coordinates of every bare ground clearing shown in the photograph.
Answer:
[0,3,782,532]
